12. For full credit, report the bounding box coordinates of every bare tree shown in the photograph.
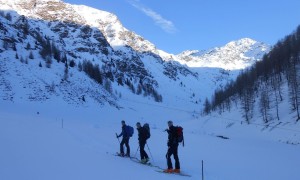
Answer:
[259,88,271,123]
[271,73,282,120]
[241,87,254,124]
[287,56,300,120]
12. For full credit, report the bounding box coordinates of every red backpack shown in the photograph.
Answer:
[176,126,184,146]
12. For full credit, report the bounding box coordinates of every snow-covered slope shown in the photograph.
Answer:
[176,38,270,70]
[1,97,300,180]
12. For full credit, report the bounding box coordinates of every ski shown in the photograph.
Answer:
[114,153,190,176]
[130,157,151,166]
[131,158,151,166]
[114,152,130,158]
[129,157,164,169]
[155,170,191,177]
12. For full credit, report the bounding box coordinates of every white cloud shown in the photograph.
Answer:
[128,1,177,34]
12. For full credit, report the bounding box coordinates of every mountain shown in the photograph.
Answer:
[175,38,270,70]
[0,0,269,111]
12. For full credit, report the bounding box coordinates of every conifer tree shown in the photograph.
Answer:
[29,51,34,59]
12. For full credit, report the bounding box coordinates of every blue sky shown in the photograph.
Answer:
[64,0,300,54]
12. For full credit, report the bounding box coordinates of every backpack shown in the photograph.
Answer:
[126,125,134,137]
[143,123,151,139]
[176,126,184,146]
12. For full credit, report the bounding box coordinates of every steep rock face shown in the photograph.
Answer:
[176,38,270,70]
[2,0,86,24]
[0,9,161,104]
[0,0,158,53]
[0,13,116,106]
[0,0,194,83]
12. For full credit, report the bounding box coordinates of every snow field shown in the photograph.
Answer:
[1,100,300,180]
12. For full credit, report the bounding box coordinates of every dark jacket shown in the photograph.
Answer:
[118,124,129,138]
[137,127,148,143]
[167,125,178,147]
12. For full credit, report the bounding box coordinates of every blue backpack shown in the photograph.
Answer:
[126,125,134,137]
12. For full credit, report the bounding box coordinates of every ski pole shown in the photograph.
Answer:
[146,143,154,162]
[116,133,120,143]
[134,145,139,159]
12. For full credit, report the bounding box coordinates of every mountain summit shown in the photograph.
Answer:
[176,38,270,70]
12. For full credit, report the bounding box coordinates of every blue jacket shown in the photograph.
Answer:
[118,125,129,138]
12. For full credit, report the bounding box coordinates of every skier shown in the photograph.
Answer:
[116,120,131,157]
[164,120,180,173]
[136,122,149,163]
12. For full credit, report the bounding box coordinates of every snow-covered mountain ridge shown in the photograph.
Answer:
[0,0,270,67]
[175,38,270,70]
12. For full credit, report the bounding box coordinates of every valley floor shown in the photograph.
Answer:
[0,100,300,180]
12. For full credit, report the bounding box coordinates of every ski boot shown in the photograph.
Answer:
[173,169,180,173]
[163,168,173,173]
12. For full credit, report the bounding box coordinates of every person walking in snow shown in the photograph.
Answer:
[116,120,131,157]
[164,120,180,173]
[136,122,149,163]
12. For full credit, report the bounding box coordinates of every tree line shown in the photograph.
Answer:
[204,25,300,122]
